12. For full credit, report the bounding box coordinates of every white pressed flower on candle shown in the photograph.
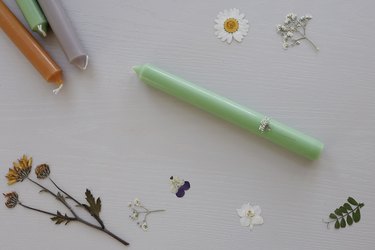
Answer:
[214,8,249,44]
[237,203,264,230]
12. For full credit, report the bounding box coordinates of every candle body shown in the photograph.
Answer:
[38,0,88,70]
[0,1,62,84]
[134,64,324,160]
[16,0,48,37]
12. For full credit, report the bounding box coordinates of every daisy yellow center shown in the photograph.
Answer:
[246,210,255,218]
[224,18,239,33]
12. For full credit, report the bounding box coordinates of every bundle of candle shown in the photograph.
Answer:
[0,0,88,93]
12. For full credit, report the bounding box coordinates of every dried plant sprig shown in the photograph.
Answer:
[323,197,365,229]
[4,155,129,246]
[128,198,165,231]
[276,13,319,51]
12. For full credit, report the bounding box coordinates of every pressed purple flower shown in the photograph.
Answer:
[170,176,190,198]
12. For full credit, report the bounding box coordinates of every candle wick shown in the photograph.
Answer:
[37,24,47,37]
[52,84,64,95]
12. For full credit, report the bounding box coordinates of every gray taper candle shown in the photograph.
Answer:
[38,0,88,70]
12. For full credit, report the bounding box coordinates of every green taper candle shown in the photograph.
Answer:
[16,0,47,37]
[134,64,324,160]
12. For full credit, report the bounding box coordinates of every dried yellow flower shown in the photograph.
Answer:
[5,155,32,185]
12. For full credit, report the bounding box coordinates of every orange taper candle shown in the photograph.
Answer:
[0,0,63,86]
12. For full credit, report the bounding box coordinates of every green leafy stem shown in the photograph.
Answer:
[324,197,364,229]
[23,177,129,246]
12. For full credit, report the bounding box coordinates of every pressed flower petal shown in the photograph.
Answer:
[226,34,233,44]
[253,205,261,215]
[251,215,264,225]
[237,208,246,217]
[221,33,229,41]
[176,188,185,198]
[241,203,251,211]
[240,217,251,227]
[182,181,190,190]
[233,32,243,42]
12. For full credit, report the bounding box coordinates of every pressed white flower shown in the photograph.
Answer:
[133,198,141,207]
[141,222,148,231]
[214,8,249,44]
[276,13,319,51]
[128,198,165,231]
[236,203,264,230]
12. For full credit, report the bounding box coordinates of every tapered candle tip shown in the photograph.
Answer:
[133,65,142,76]
[72,55,89,70]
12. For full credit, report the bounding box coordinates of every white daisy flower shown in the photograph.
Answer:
[214,8,249,44]
[236,203,264,230]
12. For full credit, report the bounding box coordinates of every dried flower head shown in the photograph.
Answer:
[5,155,32,185]
[3,192,19,208]
[214,8,249,44]
[35,164,50,179]
[276,13,319,51]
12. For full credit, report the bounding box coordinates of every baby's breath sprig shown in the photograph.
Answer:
[277,13,319,51]
[4,155,129,246]
[323,197,365,229]
[128,198,165,231]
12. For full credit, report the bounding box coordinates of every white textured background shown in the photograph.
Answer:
[0,0,374,249]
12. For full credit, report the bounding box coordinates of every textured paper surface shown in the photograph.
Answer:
[0,0,374,249]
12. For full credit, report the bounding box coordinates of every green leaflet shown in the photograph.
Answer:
[325,197,364,230]
[50,211,73,225]
[83,189,102,217]
[82,189,104,228]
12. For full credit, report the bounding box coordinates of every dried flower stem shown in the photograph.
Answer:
[49,177,105,229]
[138,206,165,221]
[295,30,319,51]
[26,177,129,246]
[19,202,76,219]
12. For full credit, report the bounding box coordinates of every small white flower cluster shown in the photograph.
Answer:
[276,13,317,50]
[128,198,148,231]
[128,198,165,231]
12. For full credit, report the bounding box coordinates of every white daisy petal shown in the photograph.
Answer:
[240,217,251,227]
[221,33,228,42]
[226,34,233,44]
[218,30,227,38]
[233,32,243,42]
